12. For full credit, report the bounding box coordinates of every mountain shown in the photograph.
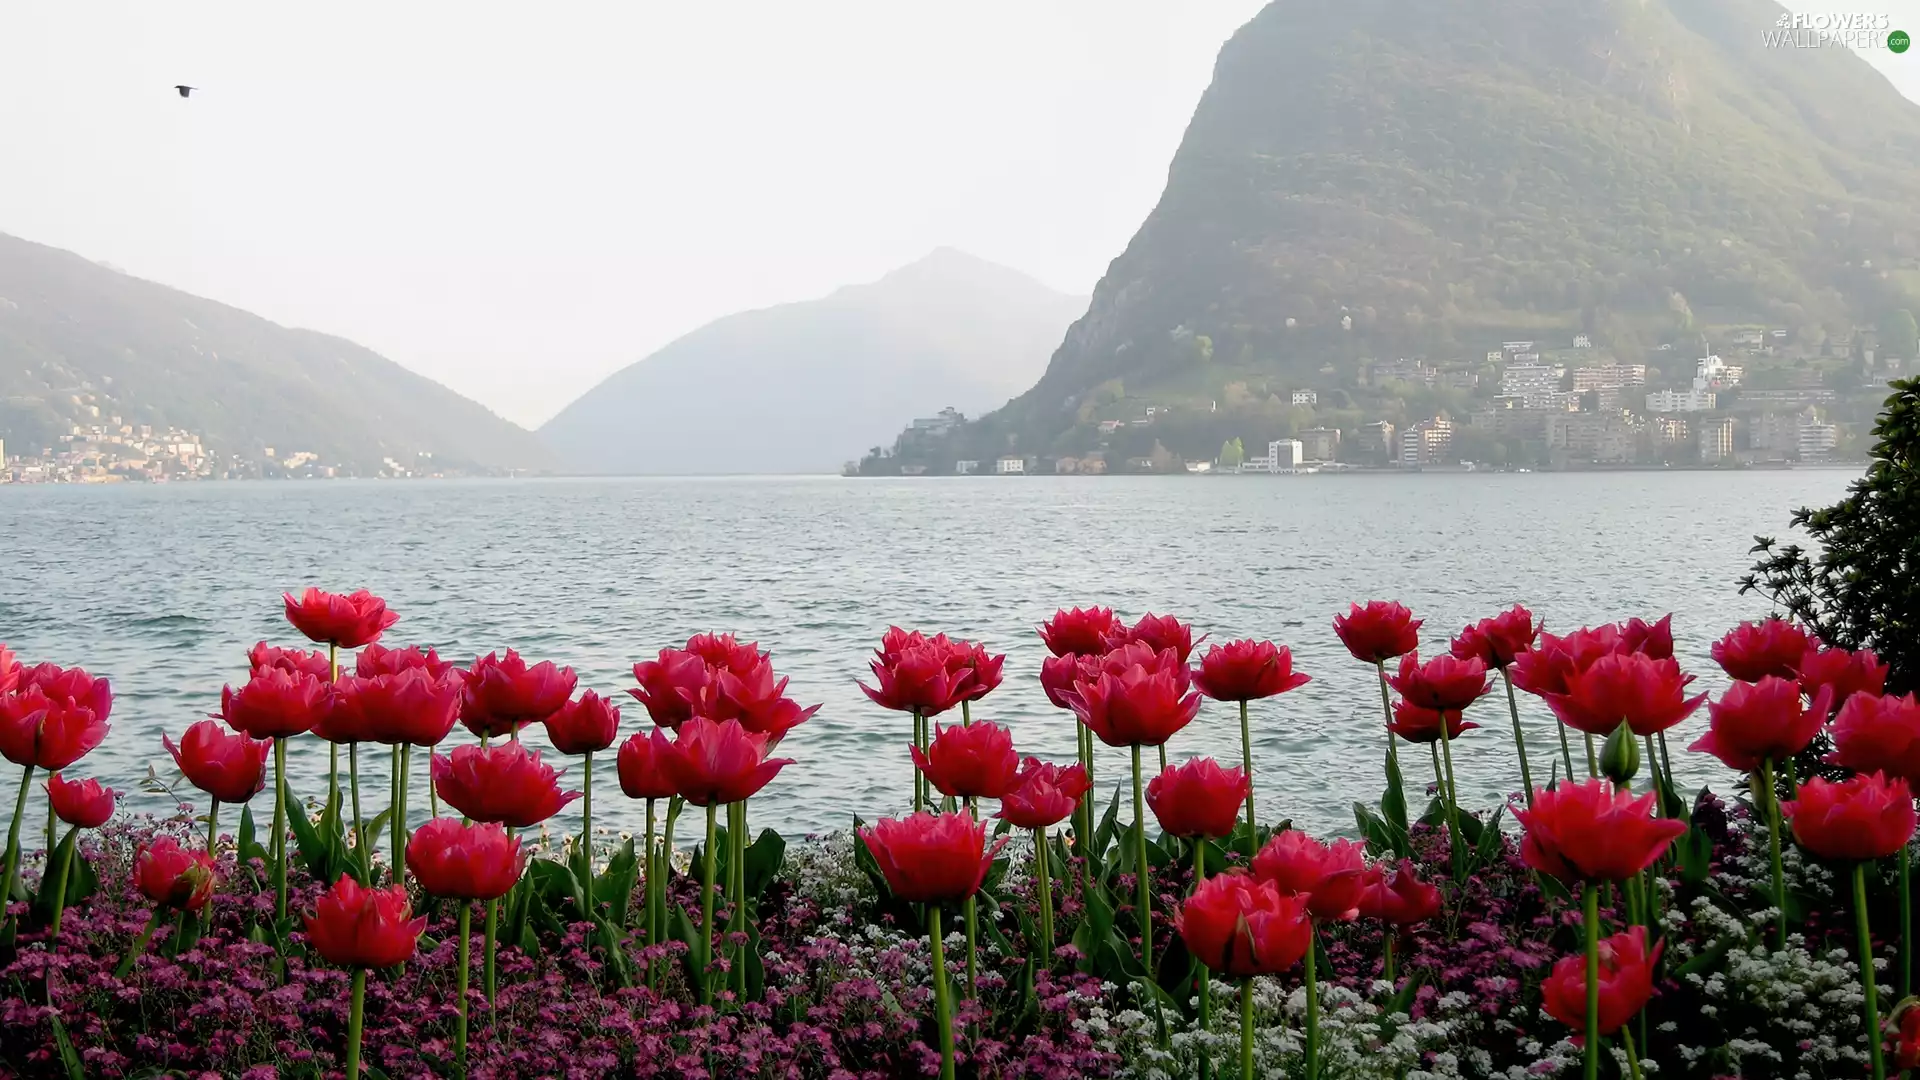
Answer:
[0,232,555,472]
[963,0,1920,458]
[539,249,1085,474]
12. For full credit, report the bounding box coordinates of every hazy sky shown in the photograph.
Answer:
[4,2,1918,428]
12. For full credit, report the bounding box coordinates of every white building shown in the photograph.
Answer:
[954,460,980,475]
[1268,439,1304,471]
[1646,387,1718,413]
[993,456,1024,475]
[1500,363,1566,409]
[1797,420,1838,460]
[910,407,965,435]
[1291,389,1318,407]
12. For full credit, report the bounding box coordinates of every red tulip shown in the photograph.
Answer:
[1797,645,1888,713]
[431,742,581,827]
[1147,757,1250,839]
[1107,612,1204,664]
[1897,1004,1920,1072]
[1175,870,1312,977]
[1037,606,1122,658]
[164,720,269,804]
[1711,619,1815,683]
[693,660,819,743]
[1783,771,1917,861]
[406,817,526,901]
[247,641,331,680]
[1385,700,1479,743]
[1355,859,1442,926]
[459,650,578,738]
[629,648,712,729]
[911,720,1021,800]
[1068,646,1202,748]
[46,774,116,828]
[616,727,680,800]
[0,663,113,769]
[1192,640,1311,702]
[1617,615,1675,661]
[333,668,462,746]
[995,758,1091,829]
[859,637,973,716]
[216,667,331,741]
[544,690,621,755]
[684,631,768,674]
[304,874,425,969]
[1687,676,1831,772]
[134,835,216,911]
[952,640,1006,703]
[1252,831,1368,920]
[1541,926,1662,1036]
[1513,778,1685,882]
[1333,601,1421,664]
[857,811,1006,903]
[1540,651,1707,737]
[282,588,399,649]
[0,644,16,695]
[355,643,456,680]
[1039,653,1099,710]
[1450,605,1539,670]
[1388,652,1491,713]
[1828,692,1920,786]
[660,716,794,806]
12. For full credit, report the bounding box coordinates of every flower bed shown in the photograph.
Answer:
[3,591,1919,1079]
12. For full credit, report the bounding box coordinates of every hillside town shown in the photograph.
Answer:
[0,418,476,483]
[855,323,1907,476]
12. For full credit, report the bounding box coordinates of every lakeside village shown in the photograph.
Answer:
[854,325,1908,477]
[0,420,474,485]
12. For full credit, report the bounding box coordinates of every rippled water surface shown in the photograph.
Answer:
[0,471,1859,841]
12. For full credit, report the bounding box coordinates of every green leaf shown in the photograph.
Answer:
[672,899,708,989]
[1677,825,1715,887]
[595,836,640,923]
[49,1012,84,1080]
[285,786,343,885]
[1382,749,1410,836]
[30,828,81,923]
[1676,934,1739,978]
[743,917,766,1000]
[742,829,786,899]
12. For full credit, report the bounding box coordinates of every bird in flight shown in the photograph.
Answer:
[175,85,195,98]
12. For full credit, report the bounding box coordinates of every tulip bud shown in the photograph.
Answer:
[1601,720,1640,787]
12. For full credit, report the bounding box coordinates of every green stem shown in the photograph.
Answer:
[47,824,79,939]
[1583,731,1598,778]
[455,904,471,1079]
[961,700,971,727]
[1306,926,1321,1080]
[390,744,403,886]
[45,771,56,863]
[1157,743,1168,772]
[1132,744,1152,974]
[913,709,926,813]
[1554,710,1577,783]
[273,739,288,922]
[581,752,593,868]
[1860,861,1888,1080]
[0,765,34,924]
[929,905,956,1080]
[1374,660,1401,776]
[1501,670,1534,807]
[1036,828,1055,960]
[400,744,412,867]
[1196,837,1212,1080]
[1078,722,1095,868]
[1760,759,1788,952]
[702,802,717,1005]
[731,800,747,996]
[345,967,366,1078]
[1621,1025,1645,1080]
[644,799,658,954]
[1384,932,1396,985]
[1238,699,1256,860]
[201,799,219,932]
[1903,846,1913,1002]
[483,896,498,1012]
[1239,979,1254,1080]
[1438,721,1465,881]
[351,743,370,880]
[1656,732,1677,803]
[114,908,165,978]
[1584,882,1600,1080]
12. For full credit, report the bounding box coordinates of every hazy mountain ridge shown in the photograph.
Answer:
[968,0,1920,451]
[539,249,1084,474]
[0,232,555,472]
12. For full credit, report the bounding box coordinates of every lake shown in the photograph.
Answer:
[0,470,1859,844]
